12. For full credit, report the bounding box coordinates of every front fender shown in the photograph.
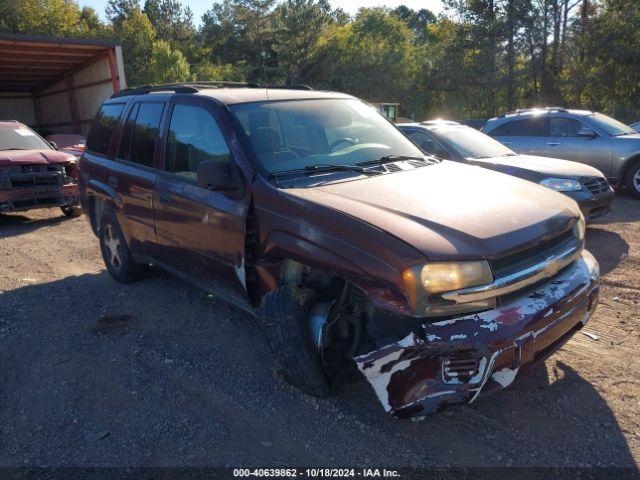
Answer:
[254,230,413,315]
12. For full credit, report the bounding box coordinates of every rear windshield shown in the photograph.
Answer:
[230,99,424,174]
[86,103,126,155]
[0,126,51,151]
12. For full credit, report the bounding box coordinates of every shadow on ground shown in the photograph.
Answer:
[585,227,629,276]
[0,211,69,238]
[0,272,637,471]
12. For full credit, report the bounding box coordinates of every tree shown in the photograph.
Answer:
[149,40,190,83]
[115,7,156,85]
[272,0,335,83]
[1,0,82,36]
[309,8,418,106]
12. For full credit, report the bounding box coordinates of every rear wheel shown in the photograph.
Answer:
[61,205,82,217]
[99,210,147,283]
[626,162,640,199]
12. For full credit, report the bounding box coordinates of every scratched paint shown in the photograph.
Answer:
[355,251,600,416]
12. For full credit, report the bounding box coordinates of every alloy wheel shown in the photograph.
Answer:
[103,224,123,270]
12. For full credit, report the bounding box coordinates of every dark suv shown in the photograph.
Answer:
[79,84,600,417]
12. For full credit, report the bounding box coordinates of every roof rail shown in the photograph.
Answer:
[111,81,315,98]
[498,106,569,118]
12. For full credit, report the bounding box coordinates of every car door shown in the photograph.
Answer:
[545,115,613,174]
[488,116,547,156]
[111,99,166,258]
[153,98,250,308]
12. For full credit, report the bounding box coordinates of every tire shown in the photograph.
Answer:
[99,210,147,283]
[625,161,640,199]
[61,205,82,217]
[258,285,332,397]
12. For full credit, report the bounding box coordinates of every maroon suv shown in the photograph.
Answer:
[79,84,600,417]
[0,121,80,216]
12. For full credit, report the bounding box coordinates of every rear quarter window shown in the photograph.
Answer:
[86,103,125,155]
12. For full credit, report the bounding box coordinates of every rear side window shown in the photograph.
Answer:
[165,104,231,179]
[124,103,164,167]
[86,103,125,155]
[490,117,544,137]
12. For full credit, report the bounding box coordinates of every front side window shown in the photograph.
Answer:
[230,99,424,174]
[86,103,125,155]
[165,104,231,179]
[0,125,51,151]
[549,117,585,137]
[406,130,450,159]
[127,103,164,167]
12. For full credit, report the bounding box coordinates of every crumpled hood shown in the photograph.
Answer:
[470,154,605,178]
[285,161,580,260]
[0,149,75,166]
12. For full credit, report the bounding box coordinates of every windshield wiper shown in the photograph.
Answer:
[357,154,437,166]
[303,164,382,175]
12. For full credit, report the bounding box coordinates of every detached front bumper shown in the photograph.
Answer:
[0,183,79,212]
[355,250,600,417]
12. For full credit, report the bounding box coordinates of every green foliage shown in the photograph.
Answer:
[115,7,156,86]
[149,40,190,83]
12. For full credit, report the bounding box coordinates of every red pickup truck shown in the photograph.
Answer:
[0,121,81,217]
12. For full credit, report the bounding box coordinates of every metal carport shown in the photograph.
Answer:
[0,33,126,135]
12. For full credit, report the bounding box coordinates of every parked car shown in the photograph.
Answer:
[629,121,640,133]
[0,121,81,217]
[45,133,86,159]
[79,84,600,417]
[399,120,614,222]
[483,107,640,198]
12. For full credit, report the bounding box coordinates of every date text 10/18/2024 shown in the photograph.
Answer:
[233,468,401,478]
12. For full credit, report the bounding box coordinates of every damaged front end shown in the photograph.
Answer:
[355,250,600,417]
[0,163,79,213]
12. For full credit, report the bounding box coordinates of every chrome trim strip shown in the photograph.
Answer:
[441,241,584,303]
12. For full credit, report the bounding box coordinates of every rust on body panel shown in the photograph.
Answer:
[355,251,600,417]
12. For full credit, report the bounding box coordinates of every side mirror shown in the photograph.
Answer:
[197,160,235,191]
[49,141,58,150]
[577,127,597,138]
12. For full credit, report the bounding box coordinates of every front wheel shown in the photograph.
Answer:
[258,285,332,397]
[99,210,147,283]
[626,162,640,199]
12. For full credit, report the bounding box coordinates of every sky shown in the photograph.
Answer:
[78,0,444,25]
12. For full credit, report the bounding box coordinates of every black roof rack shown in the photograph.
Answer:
[111,81,313,98]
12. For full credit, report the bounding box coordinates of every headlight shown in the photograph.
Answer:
[574,213,586,240]
[540,178,582,192]
[403,261,495,317]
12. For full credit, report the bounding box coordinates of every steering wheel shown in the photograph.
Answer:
[330,138,356,152]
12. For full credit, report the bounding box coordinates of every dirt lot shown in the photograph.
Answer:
[0,196,639,470]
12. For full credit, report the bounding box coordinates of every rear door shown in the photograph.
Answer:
[488,116,547,156]
[545,115,612,173]
[111,99,166,258]
[153,98,250,308]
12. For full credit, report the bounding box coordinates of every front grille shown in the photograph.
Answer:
[581,176,610,195]
[490,228,577,279]
[0,164,66,189]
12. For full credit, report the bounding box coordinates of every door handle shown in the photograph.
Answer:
[107,176,118,188]
[546,142,560,146]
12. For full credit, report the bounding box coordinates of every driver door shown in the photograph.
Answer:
[153,99,250,309]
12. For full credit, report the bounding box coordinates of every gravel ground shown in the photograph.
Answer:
[0,195,639,469]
